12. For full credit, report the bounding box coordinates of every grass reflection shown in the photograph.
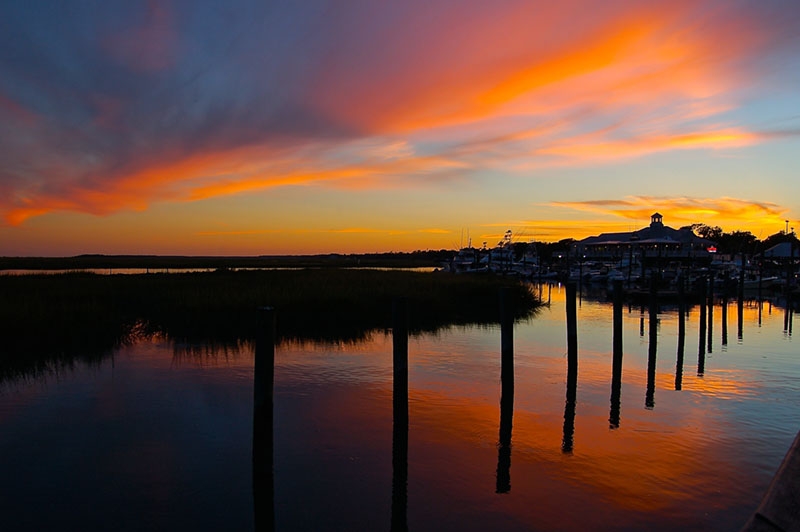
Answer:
[0,269,539,383]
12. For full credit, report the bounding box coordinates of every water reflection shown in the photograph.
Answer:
[2,284,799,531]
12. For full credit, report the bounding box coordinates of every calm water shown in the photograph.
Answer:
[1,284,797,531]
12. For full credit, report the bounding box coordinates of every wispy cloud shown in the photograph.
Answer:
[550,196,787,227]
[0,0,798,233]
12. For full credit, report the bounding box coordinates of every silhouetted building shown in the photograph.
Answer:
[573,213,716,260]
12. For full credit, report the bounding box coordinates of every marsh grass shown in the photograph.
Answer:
[0,269,539,382]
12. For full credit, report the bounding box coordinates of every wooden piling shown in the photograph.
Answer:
[565,282,578,399]
[253,306,275,470]
[500,288,514,385]
[253,306,276,531]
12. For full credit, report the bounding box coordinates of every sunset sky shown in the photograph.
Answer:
[1,0,799,256]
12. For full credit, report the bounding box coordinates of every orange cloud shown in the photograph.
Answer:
[541,196,788,239]
[2,0,796,236]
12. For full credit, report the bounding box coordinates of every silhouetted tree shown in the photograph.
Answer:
[716,230,758,255]
[691,224,723,241]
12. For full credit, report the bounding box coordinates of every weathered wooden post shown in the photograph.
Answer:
[698,276,707,376]
[500,288,514,385]
[497,288,514,493]
[566,282,578,395]
[610,280,624,428]
[563,282,578,453]
[392,298,409,532]
[253,306,276,531]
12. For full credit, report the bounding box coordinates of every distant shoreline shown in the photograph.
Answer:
[0,251,452,271]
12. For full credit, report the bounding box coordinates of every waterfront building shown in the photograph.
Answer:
[573,213,716,261]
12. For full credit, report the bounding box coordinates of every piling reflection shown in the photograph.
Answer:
[392,403,409,532]
[392,299,409,532]
[253,308,275,532]
[496,390,513,493]
[739,297,745,340]
[722,294,728,346]
[609,280,624,429]
[563,282,578,454]
[707,288,714,354]
[4,282,800,532]
[784,306,793,336]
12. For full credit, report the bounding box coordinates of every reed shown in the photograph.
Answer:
[0,269,540,382]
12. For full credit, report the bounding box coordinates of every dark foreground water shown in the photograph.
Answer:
[1,284,797,531]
